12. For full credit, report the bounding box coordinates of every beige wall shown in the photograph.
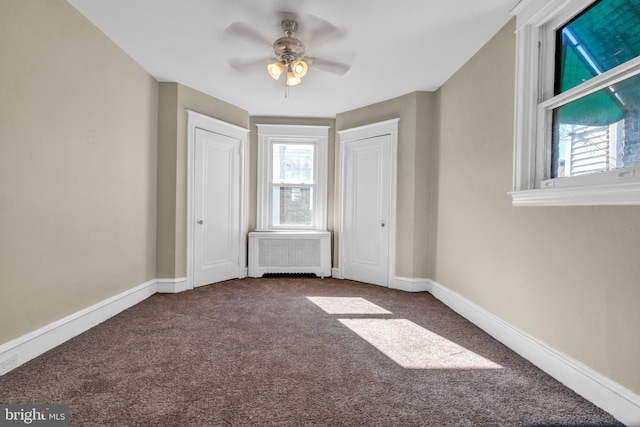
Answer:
[156,83,250,278]
[0,0,158,343]
[434,18,640,393]
[335,93,437,278]
[156,84,179,278]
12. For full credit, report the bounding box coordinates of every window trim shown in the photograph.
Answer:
[256,124,329,231]
[510,0,640,206]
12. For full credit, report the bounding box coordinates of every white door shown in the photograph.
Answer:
[342,134,392,287]
[193,127,243,287]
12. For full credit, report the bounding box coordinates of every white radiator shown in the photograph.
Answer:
[248,231,331,278]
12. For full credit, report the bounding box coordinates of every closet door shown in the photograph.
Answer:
[342,133,392,286]
[187,110,248,289]
[193,127,243,287]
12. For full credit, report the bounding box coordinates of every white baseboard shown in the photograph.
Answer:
[0,279,157,376]
[390,276,430,292]
[331,271,429,291]
[426,279,640,427]
[156,277,188,293]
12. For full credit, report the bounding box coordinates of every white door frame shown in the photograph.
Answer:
[186,110,249,290]
[338,118,399,285]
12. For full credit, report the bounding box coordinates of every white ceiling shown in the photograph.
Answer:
[66,0,518,118]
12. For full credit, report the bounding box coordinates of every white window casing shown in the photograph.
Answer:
[510,0,640,206]
[256,124,329,230]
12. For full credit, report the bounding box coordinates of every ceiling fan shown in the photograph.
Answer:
[225,12,352,87]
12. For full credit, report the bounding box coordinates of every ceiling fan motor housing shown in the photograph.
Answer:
[273,37,305,61]
[273,20,305,62]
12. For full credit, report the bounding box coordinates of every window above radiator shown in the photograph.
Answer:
[256,124,329,231]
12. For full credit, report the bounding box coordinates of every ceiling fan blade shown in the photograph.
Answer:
[223,23,272,48]
[227,56,272,72]
[303,15,345,47]
[308,57,351,76]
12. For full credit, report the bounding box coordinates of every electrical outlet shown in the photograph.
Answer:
[0,353,19,374]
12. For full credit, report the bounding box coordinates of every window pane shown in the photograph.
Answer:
[271,186,314,226]
[272,144,314,184]
[555,0,640,94]
[551,74,640,177]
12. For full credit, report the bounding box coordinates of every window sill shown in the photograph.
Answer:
[509,182,640,206]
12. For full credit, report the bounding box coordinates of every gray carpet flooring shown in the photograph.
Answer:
[0,277,625,426]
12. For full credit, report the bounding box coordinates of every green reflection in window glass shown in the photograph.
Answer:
[556,0,640,94]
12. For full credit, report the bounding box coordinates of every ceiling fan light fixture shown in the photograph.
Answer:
[227,16,351,96]
[267,61,285,80]
[291,60,308,78]
[286,71,302,86]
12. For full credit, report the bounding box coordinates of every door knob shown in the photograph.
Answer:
[381,220,386,228]
[197,219,204,225]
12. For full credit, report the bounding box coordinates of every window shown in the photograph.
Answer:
[256,124,329,230]
[271,143,314,227]
[511,0,640,206]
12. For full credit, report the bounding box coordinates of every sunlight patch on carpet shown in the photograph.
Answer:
[306,297,392,314]
[339,318,503,370]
